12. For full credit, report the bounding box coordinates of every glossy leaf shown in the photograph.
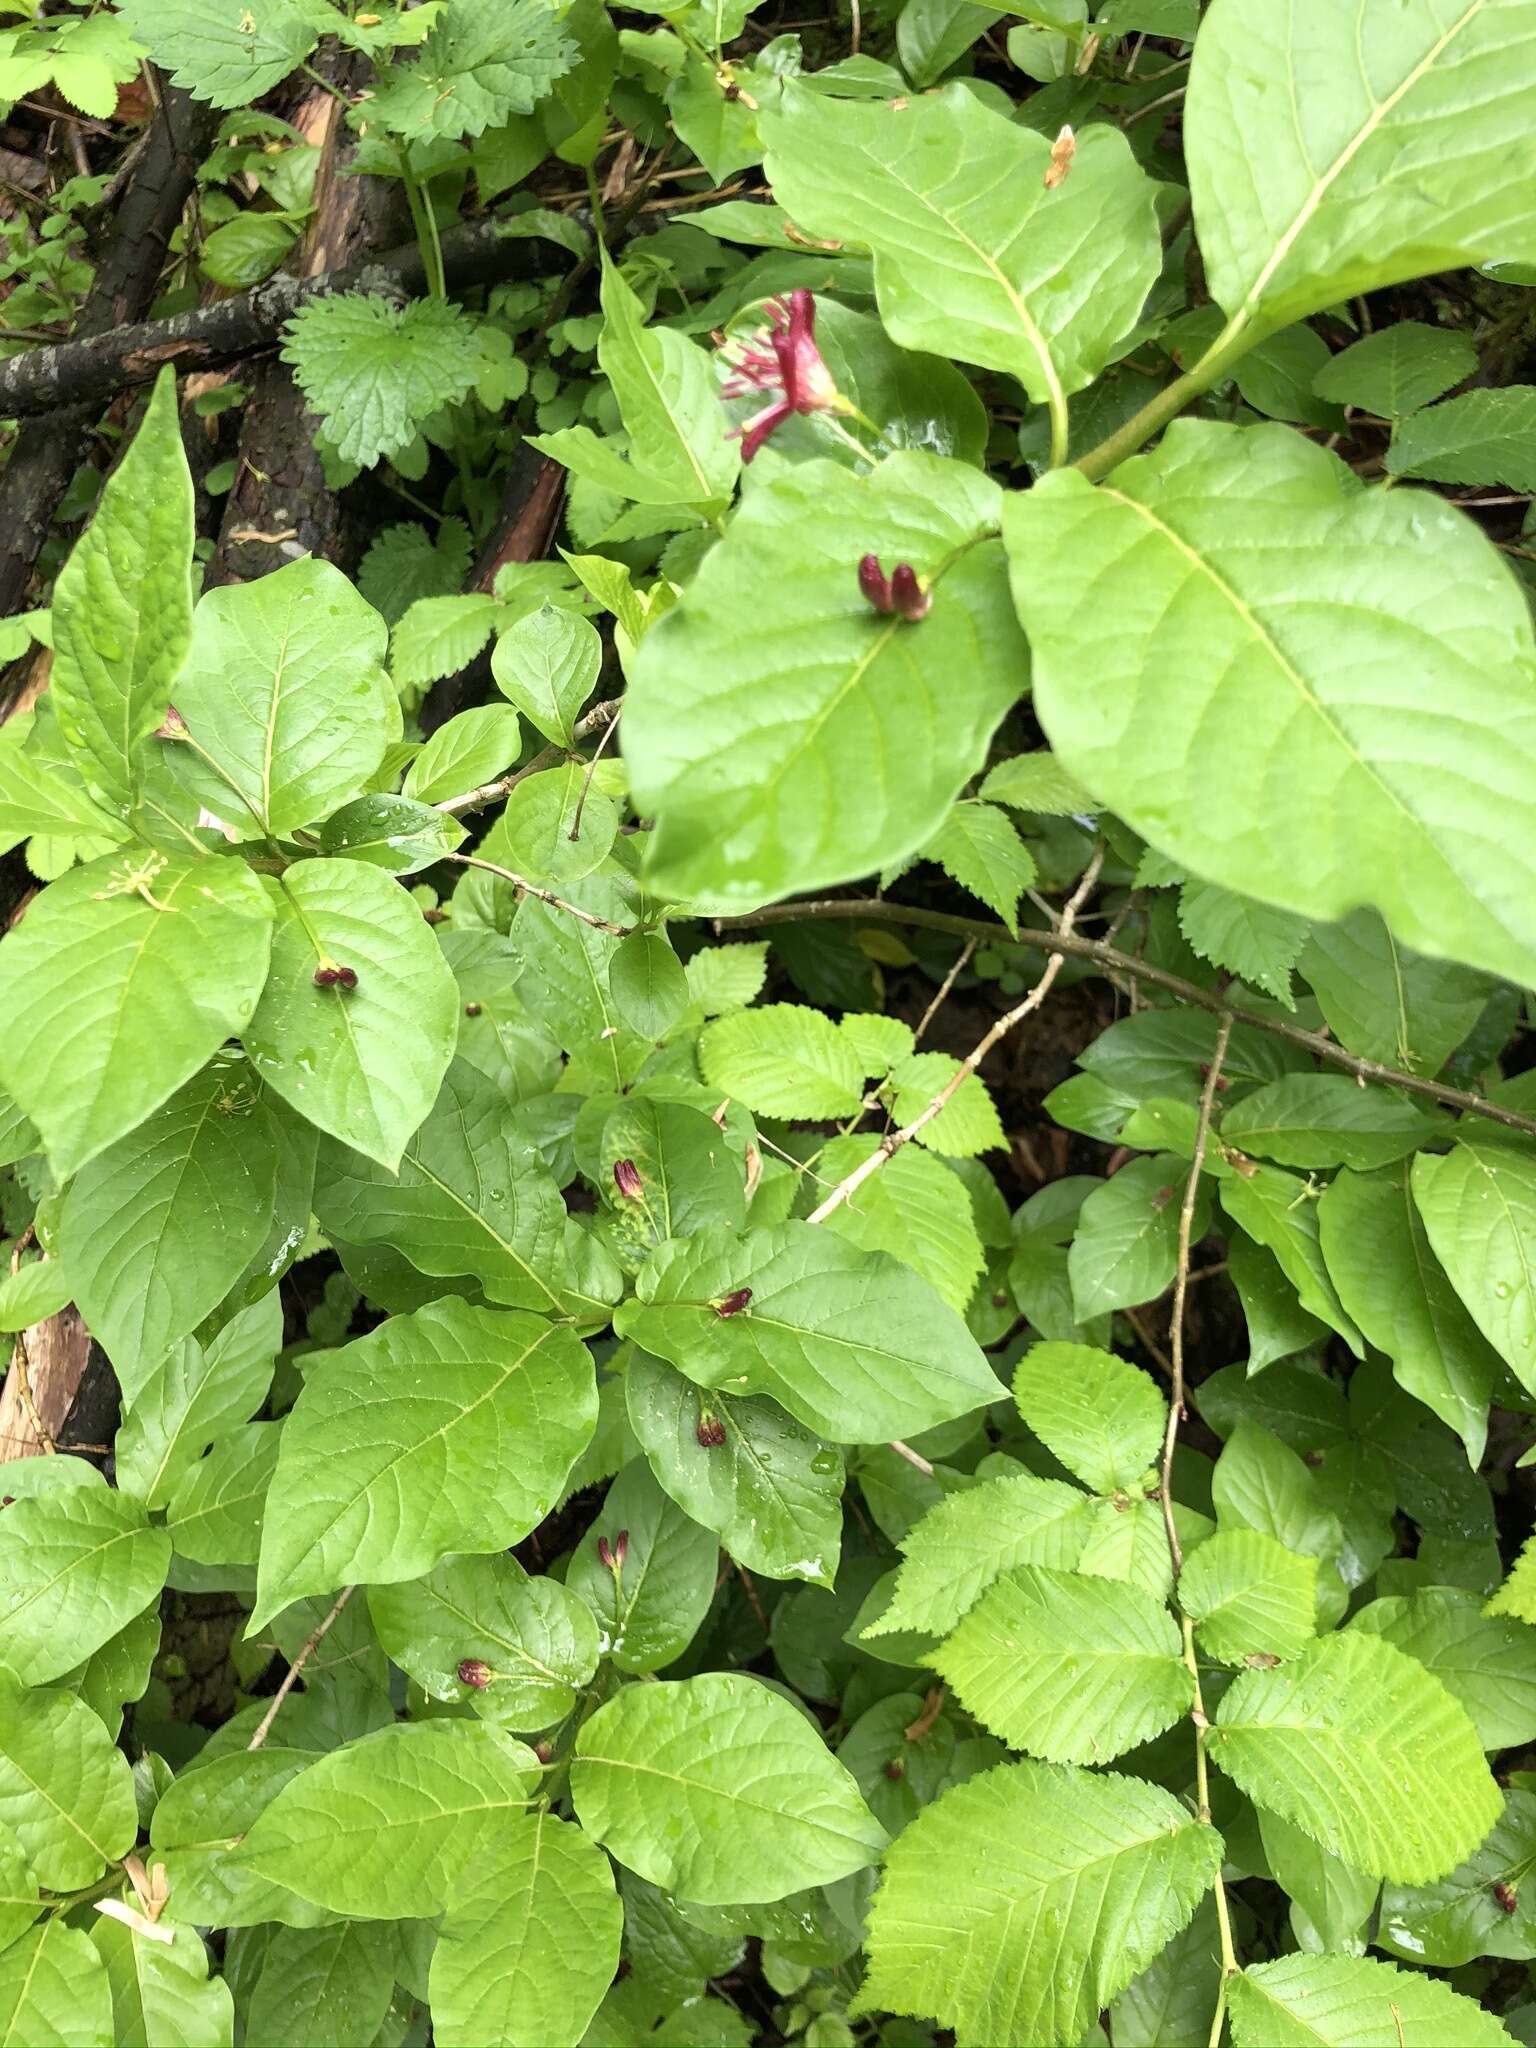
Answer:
[0,1487,169,1687]
[1413,1135,1536,1398]
[1012,1341,1165,1493]
[1228,1953,1512,2048]
[1179,1528,1317,1666]
[491,601,601,747]
[0,1688,136,1889]
[565,1458,720,1673]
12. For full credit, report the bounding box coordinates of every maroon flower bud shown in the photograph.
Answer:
[713,1287,753,1319]
[883,1758,905,1780]
[533,1739,554,1764]
[890,564,931,622]
[464,1001,483,1017]
[598,1529,629,1571]
[313,962,359,991]
[696,1409,727,1448]
[614,1158,644,1200]
[458,1658,493,1689]
[1495,1880,1520,1915]
[154,705,188,740]
[858,553,894,614]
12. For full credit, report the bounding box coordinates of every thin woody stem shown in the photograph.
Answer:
[434,699,623,817]
[247,1586,355,1752]
[444,854,633,936]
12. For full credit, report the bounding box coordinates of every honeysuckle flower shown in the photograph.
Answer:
[890,564,931,621]
[713,1286,753,1318]
[458,1658,493,1689]
[313,960,359,990]
[696,1409,727,1448]
[613,1158,644,1200]
[155,706,188,740]
[859,553,893,613]
[720,289,845,462]
[598,1529,629,1571]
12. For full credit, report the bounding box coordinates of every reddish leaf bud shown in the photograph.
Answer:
[313,962,359,990]
[598,1529,629,1571]
[696,1409,727,1448]
[890,564,931,621]
[614,1158,644,1200]
[858,553,894,613]
[458,1658,493,1689]
[713,1287,753,1319]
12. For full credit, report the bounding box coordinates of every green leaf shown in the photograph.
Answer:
[0,1823,38,1957]
[566,1459,720,1674]
[761,83,1160,416]
[980,749,1094,817]
[491,602,601,747]
[1186,0,1536,334]
[1377,1785,1536,1968]
[1209,1631,1501,1882]
[1178,1528,1317,1666]
[1108,1893,1223,2048]
[684,943,768,1017]
[1300,910,1487,1076]
[432,1810,622,2048]
[616,1220,1000,1441]
[599,255,738,505]
[60,1068,278,1385]
[1390,386,1536,491]
[1013,1341,1165,1493]
[625,1348,842,1585]
[391,594,504,694]
[254,1301,595,1626]
[1221,1164,1364,1356]
[699,1004,864,1119]
[367,0,575,140]
[1312,323,1479,418]
[1009,419,1536,988]
[1178,880,1308,1007]
[857,1759,1221,2048]
[50,368,193,817]
[1413,1135,1536,1398]
[598,1098,747,1246]
[887,1051,1005,1158]
[571,1672,887,1904]
[369,1552,601,1729]
[920,800,1036,931]
[1351,1585,1536,1749]
[0,1488,169,1688]
[166,560,395,838]
[1228,1953,1513,2048]
[165,1421,280,1568]
[1224,1076,1442,1172]
[242,858,457,1170]
[281,295,487,468]
[114,0,317,107]
[0,1922,111,2048]
[149,1748,330,1931]
[1259,1807,1379,1955]
[89,1917,233,2048]
[244,1923,394,2048]
[236,1720,540,1917]
[1212,1422,1341,1569]
[608,932,689,1042]
[319,792,466,875]
[0,1687,136,1888]
[933,1565,1192,1762]
[1318,1163,1499,1463]
[314,1058,620,1320]
[1067,1155,1205,1321]
[115,1293,280,1505]
[0,707,123,856]
[869,1472,1093,1640]
[811,1135,984,1313]
[624,453,1022,911]
[403,702,522,804]
[0,1258,72,1334]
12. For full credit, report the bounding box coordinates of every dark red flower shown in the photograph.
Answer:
[890,564,931,622]
[458,1658,493,1689]
[713,1287,753,1319]
[613,1158,644,1200]
[859,554,894,613]
[720,290,843,462]
[598,1529,629,1571]
[313,962,359,990]
[696,1409,727,1448]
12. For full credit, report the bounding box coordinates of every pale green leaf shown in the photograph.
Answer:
[491,602,601,747]
[254,1299,596,1627]
[1009,419,1536,989]
[980,749,1094,816]
[624,452,1021,911]
[1013,1340,1166,1493]
[684,943,768,1016]
[1413,1135,1536,1398]
[598,1098,747,1246]
[1209,1631,1501,1882]
[148,1748,332,1932]
[571,1672,887,1904]
[366,0,574,140]
[1179,1528,1317,1666]
[1229,1953,1512,2048]
[165,1420,280,1569]
[1389,385,1536,490]
[242,858,457,1170]
[0,1259,71,1334]
[608,932,689,1042]
[282,295,487,468]
[1225,1076,1442,1172]
[1178,880,1309,1006]
[699,1004,864,1119]
[390,594,504,694]
[0,1823,39,1957]
[811,1134,984,1312]
[567,1458,719,1674]
[1488,1527,1536,1623]
[402,701,522,804]
[89,1917,232,2048]
[857,1759,1222,2048]
[598,255,738,504]
[1260,1806,1379,1955]
[1212,1422,1342,1568]
[0,1687,136,1889]
[0,1482,167,1686]
[933,1565,1192,1762]
[1351,1585,1536,1749]
[114,0,317,107]
[1108,1893,1224,2048]
[888,1050,1004,1158]
[0,1922,111,2048]
[868,1472,1093,1639]
[921,800,1036,931]
[615,1220,1001,1441]
[1312,322,1478,418]
[0,850,273,1177]
[481,760,617,888]
[114,1293,280,1506]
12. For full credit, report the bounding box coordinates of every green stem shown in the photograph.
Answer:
[1075,308,1255,481]
[1046,382,1070,471]
[396,145,447,302]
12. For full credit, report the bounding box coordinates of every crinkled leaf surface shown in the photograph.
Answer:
[282,295,487,468]
[1013,1341,1165,1493]
[1179,1529,1317,1666]
[114,0,318,107]
[869,1472,1094,1640]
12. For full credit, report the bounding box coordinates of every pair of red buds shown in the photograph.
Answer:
[859,555,930,621]
[313,961,358,990]
[597,1529,629,1572]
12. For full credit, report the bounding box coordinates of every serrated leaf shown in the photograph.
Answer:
[1186,0,1536,334]
[1009,419,1536,988]
[1229,1953,1512,2048]
[1178,880,1308,1007]
[699,1004,864,1119]
[625,1347,843,1585]
[0,1921,112,2048]
[282,295,487,468]
[360,517,472,625]
[1224,1076,1442,1172]
[367,0,575,140]
[762,83,1159,415]
[566,1459,719,1674]
[858,1759,1221,2048]
[0,1688,136,1889]
[1351,1585,1536,1749]
[571,1672,886,1904]
[89,1917,232,2048]
[1312,323,1478,418]
[1319,1163,1498,1463]
[60,1068,278,1386]
[403,701,522,804]
[1179,1528,1317,1666]
[888,1050,1004,1157]
[0,850,273,1177]
[1014,1340,1166,1493]
[51,368,193,817]
[236,1720,540,1917]
[1209,1631,1501,1882]
[921,800,1036,931]
[624,453,1022,911]
[1413,1135,1536,1399]
[933,1565,1192,1762]
[432,1810,622,2048]
[684,943,767,1016]
[0,1486,168,1688]
[114,0,317,107]
[491,602,600,747]
[1389,386,1536,490]
[616,1220,1000,1441]
[979,749,1094,816]
[391,593,504,693]
[369,1552,600,1729]
[869,1472,1093,1640]
[812,1134,984,1312]
[242,859,457,1170]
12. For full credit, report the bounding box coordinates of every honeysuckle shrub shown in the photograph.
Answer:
[9,1,1536,2044]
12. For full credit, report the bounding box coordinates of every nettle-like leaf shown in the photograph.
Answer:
[920,798,1036,931]
[1179,1528,1317,1667]
[1312,321,1479,419]
[1013,1341,1165,1493]
[1178,879,1309,1007]
[1413,1134,1536,1398]
[1388,386,1536,491]
[571,1672,887,1903]
[624,452,1023,911]
[857,1759,1222,2048]
[367,0,576,140]
[1228,1953,1513,2048]
[868,1473,1094,1641]
[253,1299,597,1626]
[1186,0,1536,335]
[114,0,318,107]
[282,295,489,468]
[1008,420,1536,988]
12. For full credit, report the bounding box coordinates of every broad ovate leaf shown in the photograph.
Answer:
[0,1487,169,1688]
[624,452,1023,911]
[89,1916,233,2048]
[1012,1341,1165,1494]
[565,1459,719,1675]
[571,1672,886,1903]
[1229,1952,1513,2048]
[0,1687,136,1889]
[0,1922,112,2048]
[1413,1134,1536,1398]
[1007,420,1536,988]
[868,1472,1094,1640]
[1179,1528,1317,1666]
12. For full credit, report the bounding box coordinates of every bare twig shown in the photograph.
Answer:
[445,853,633,936]
[889,1438,935,1477]
[7,1227,53,1455]
[247,1586,355,1751]
[913,938,976,1045]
